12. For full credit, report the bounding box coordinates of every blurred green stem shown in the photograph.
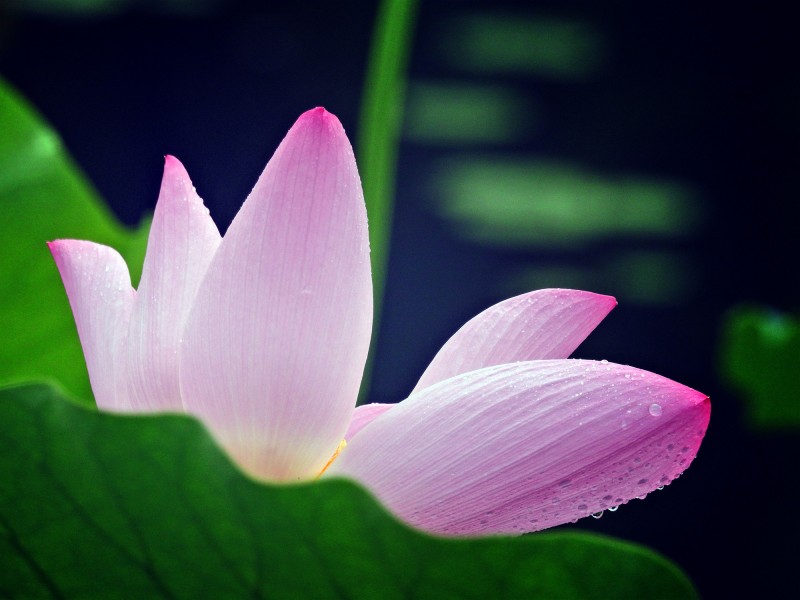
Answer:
[357,0,418,401]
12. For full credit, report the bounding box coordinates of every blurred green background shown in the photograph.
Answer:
[1,0,797,597]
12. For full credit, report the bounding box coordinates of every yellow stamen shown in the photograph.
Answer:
[317,439,347,478]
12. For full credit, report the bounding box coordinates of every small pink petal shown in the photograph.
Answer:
[414,289,616,392]
[123,156,221,412]
[329,359,710,536]
[345,404,394,441]
[48,240,135,410]
[180,108,372,481]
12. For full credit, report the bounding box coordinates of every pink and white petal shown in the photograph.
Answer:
[345,404,394,442]
[124,156,221,412]
[329,359,710,536]
[414,289,616,392]
[48,240,135,411]
[180,108,372,481]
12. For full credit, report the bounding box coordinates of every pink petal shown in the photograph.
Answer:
[413,289,616,392]
[123,157,221,411]
[179,108,372,481]
[328,359,710,536]
[345,404,394,441]
[48,240,135,410]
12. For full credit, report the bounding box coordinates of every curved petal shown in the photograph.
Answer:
[180,108,372,481]
[345,404,394,441]
[329,360,710,536]
[124,156,221,411]
[414,289,616,392]
[48,240,135,410]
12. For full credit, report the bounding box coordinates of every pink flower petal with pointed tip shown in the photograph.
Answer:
[345,404,394,441]
[328,359,710,536]
[179,108,372,481]
[48,240,135,410]
[414,289,616,392]
[123,156,221,412]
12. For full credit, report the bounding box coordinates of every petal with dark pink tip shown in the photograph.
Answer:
[123,156,221,412]
[48,240,135,410]
[414,289,616,392]
[329,359,710,536]
[179,108,372,481]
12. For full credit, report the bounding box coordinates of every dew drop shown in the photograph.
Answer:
[577,504,588,511]
[592,510,605,519]
[657,485,665,491]
[649,403,663,417]
[608,506,619,512]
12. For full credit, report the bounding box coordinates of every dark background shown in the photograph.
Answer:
[1,0,797,597]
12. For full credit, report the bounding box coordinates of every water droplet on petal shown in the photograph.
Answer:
[649,403,663,417]
[592,510,604,519]
[608,506,619,512]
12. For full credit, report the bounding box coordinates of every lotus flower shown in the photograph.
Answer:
[49,108,710,536]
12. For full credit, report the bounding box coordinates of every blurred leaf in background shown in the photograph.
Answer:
[405,82,537,145]
[0,383,699,599]
[401,7,708,311]
[721,306,800,430]
[439,12,607,80]
[432,158,703,248]
[0,78,150,404]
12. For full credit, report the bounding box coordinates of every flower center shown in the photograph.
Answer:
[317,439,347,477]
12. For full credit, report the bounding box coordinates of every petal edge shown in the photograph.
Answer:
[414,289,616,392]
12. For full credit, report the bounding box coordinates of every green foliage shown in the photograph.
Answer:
[433,158,701,248]
[440,13,607,79]
[0,383,698,599]
[358,0,418,312]
[357,0,418,401]
[405,82,535,145]
[721,306,800,430]
[0,78,150,404]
